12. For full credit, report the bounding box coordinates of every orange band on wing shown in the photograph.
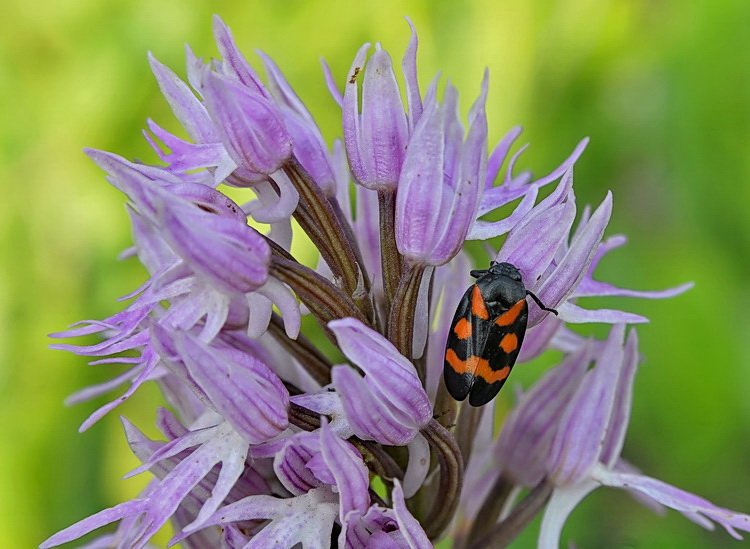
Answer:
[499,333,518,353]
[471,286,490,320]
[446,349,511,384]
[495,299,525,327]
[453,317,472,339]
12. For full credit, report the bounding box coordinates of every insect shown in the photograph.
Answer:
[443,261,558,407]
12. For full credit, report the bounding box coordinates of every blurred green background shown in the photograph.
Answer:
[2,0,748,547]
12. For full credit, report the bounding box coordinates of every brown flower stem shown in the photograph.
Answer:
[467,479,553,549]
[463,474,514,548]
[420,419,464,540]
[270,255,367,342]
[454,403,482,469]
[378,189,403,327]
[387,263,426,362]
[283,156,372,320]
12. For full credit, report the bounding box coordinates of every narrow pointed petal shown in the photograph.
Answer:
[148,53,216,143]
[592,465,750,539]
[467,184,538,240]
[601,329,640,467]
[575,278,695,299]
[496,340,592,487]
[212,15,268,96]
[533,192,612,318]
[319,420,370,518]
[40,500,147,548]
[402,17,423,130]
[392,480,432,549]
[485,125,523,188]
[320,57,343,106]
[498,200,576,286]
[557,302,649,324]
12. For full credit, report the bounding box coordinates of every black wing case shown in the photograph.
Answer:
[443,284,496,402]
[467,298,528,407]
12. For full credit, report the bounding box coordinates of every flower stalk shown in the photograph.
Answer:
[282,156,373,321]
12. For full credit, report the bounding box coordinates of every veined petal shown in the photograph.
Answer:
[357,44,409,189]
[556,302,649,324]
[498,200,576,286]
[148,53,216,144]
[171,330,289,443]
[342,42,372,185]
[202,71,292,174]
[395,93,446,261]
[319,420,370,519]
[211,15,268,96]
[332,364,418,445]
[533,191,612,318]
[392,480,432,549]
[600,329,640,467]
[158,198,270,294]
[274,432,323,495]
[548,324,626,485]
[329,318,432,429]
[496,339,592,488]
[592,464,750,540]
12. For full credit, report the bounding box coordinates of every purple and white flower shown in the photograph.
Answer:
[42,15,747,549]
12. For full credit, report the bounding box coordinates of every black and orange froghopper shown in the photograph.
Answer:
[444,261,558,406]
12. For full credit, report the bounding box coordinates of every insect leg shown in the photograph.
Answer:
[526,290,558,315]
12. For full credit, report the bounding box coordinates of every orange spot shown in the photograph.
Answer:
[499,333,518,353]
[445,349,511,384]
[471,286,489,320]
[496,300,525,327]
[454,317,472,339]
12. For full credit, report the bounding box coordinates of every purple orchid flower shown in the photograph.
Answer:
[395,72,489,266]
[342,19,420,191]
[44,15,747,549]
